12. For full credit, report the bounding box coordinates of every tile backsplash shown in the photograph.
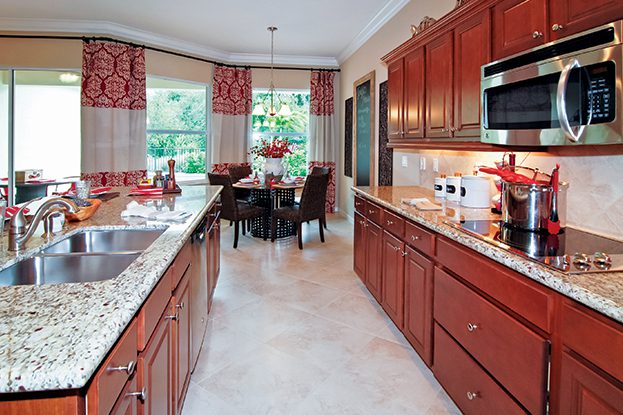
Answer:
[393,146,623,240]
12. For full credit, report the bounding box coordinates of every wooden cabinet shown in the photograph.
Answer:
[492,0,548,60]
[141,300,175,415]
[550,0,623,40]
[110,376,140,415]
[403,246,433,366]
[387,58,404,140]
[404,48,426,138]
[453,10,491,138]
[425,32,454,138]
[381,230,405,329]
[365,220,383,302]
[174,269,192,414]
[190,224,208,371]
[558,352,623,415]
[354,211,367,282]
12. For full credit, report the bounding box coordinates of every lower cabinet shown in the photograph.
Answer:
[353,211,367,282]
[365,220,383,302]
[110,375,140,415]
[381,230,405,329]
[174,269,192,415]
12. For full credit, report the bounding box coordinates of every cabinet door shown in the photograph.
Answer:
[403,246,433,367]
[387,58,404,140]
[425,32,453,138]
[174,270,192,415]
[110,376,139,415]
[381,231,405,329]
[354,212,367,282]
[141,302,175,415]
[550,0,623,40]
[190,228,208,371]
[404,47,425,138]
[365,220,383,302]
[454,11,491,138]
[493,0,547,60]
[558,352,623,414]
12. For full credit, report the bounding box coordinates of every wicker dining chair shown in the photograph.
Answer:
[228,165,253,204]
[271,173,329,249]
[295,166,331,229]
[208,173,265,249]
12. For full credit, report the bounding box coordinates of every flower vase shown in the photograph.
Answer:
[264,157,285,183]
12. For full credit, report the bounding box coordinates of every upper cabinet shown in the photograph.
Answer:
[382,0,621,150]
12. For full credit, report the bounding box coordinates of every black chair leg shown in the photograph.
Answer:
[271,216,277,242]
[233,221,240,249]
[242,219,246,236]
[319,218,325,243]
[229,220,233,226]
[297,221,303,250]
[323,214,327,229]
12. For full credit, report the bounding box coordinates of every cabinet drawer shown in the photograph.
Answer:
[354,195,366,214]
[405,221,435,257]
[434,267,548,414]
[138,269,172,351]
[561,300,623,383]
[171,241,192,290]
[382,209,405,238]
[436,236,552,332]
[110,375,139,415]
[434,324,526,415]
[365,201,382,225]
[88,319,138,415]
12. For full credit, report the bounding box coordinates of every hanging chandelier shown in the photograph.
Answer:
[252,26,291,118]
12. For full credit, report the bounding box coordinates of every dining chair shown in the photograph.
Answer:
[271,173,329,250]
[228,165,253,204]
[296,166,331,229]
[208,173,265,249]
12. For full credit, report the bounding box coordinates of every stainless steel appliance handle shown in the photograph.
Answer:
[556,59,588,143]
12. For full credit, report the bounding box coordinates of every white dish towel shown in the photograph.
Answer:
[401,198,443,211]
[121,201,192,221]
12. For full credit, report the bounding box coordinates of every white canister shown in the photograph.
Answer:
[446,176,462,202]
[434,175,447,198]
[460,175,491,208]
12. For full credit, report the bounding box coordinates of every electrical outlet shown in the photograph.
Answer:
[420,157,426,171]
[433,158,439,173]
[401,155,408,167]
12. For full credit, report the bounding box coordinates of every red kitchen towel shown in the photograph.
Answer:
[128,187,164,196]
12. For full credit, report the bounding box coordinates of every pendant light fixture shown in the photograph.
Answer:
[262,26,291,118]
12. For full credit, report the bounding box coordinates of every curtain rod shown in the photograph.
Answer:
[0,34,341,72]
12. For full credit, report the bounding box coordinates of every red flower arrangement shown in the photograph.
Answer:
[249,137,293,159]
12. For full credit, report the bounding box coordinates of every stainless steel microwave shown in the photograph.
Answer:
[481,20,623,146]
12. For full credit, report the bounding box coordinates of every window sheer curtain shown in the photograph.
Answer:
[80,41,147,186]
[210,65,253,164]
[309,71,337,213]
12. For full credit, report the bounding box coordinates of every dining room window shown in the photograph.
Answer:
[146,76,209,181]
[251,90,309,176]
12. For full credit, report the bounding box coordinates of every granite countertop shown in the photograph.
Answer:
[0,185,222,393]
[353,186,623,325]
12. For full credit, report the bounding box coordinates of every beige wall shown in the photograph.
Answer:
[338,0,456,218]
[252,68,310,90]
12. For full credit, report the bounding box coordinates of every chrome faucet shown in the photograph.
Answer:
[8,197,78,251]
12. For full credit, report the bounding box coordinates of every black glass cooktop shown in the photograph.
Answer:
[446,220,623,274]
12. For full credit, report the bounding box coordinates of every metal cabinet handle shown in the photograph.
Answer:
[165,311,178,321]
[552,23,564,32]
[532,31,543,39]
[400,249,407,257]
[176,302,185,311]
[126,387,146,402]
[108,360,136,376]
[467,322,479,332]
[411,235,421,241]
[466,391,480,401]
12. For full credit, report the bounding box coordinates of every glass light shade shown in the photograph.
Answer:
[252,103,266,116]
[277,104,292,117]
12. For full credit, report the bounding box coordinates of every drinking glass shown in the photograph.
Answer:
[75,180,91,201]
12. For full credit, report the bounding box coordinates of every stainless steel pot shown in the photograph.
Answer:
[501,181,568,231]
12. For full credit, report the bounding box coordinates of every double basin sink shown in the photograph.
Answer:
[0,229,164,286]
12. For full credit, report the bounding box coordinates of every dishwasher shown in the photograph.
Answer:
[190,215,208,370]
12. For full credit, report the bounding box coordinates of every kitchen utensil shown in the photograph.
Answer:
[167,159,176,190]
[460,175,491,208]
[548,164,561,235]
[501,180,568,231]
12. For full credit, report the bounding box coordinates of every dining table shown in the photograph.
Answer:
[0,178,77,204]
[232,180,305,239]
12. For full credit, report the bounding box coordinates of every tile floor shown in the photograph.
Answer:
[182,215,461,415]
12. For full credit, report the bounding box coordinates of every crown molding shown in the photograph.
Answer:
[0,17,340,67]
[336,0,410,64]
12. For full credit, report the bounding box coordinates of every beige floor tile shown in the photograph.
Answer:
[207,282,263,320]
[316,292,393,336]
[265,279,344,313]
[425,389,462,415]
[181,381,238,415]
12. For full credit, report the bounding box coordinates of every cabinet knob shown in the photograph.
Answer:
[400,249,407,257]
[165,312,178,321]
[552,23,564,32]
[466,391,480,401]
[387,220,394,226]
[176,302,185,310]
[532,31,544,39]
[411,235,421,241]
[108,360,136,376]
[467,322,479,332]
[127,387,147,402]
[368,209,375,214]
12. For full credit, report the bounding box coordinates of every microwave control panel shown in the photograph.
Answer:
[587,62,615,123]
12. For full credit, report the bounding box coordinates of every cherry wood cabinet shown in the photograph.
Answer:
[174,269,192,415]
[492,0,548,60]
[404,48,426,138]
[425,32,454,138]
[365,220,383,302]
[403,246,433,367]
[354,211,367,282]
[387,58,404,140]
[453,10,491,138]
[549,0,623,40]
[110,376,139,415]
[381,230,405,329]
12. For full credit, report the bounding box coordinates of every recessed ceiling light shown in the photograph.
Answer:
[59,73,80,84]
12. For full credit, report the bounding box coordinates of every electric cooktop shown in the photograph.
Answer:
[445,220,623,274]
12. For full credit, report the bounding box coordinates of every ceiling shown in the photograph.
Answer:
[0,0,410,67]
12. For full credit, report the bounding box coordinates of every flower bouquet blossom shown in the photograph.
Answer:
[249,137,293,159]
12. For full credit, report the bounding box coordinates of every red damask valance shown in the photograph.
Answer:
[310,71,335,116]
[212,66,253,116]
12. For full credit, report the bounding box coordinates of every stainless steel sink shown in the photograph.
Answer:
[42,229,164,254]
[0,253,140,286]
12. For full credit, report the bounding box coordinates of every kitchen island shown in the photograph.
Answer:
[353,185,623,415]
[0,185,221,413]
